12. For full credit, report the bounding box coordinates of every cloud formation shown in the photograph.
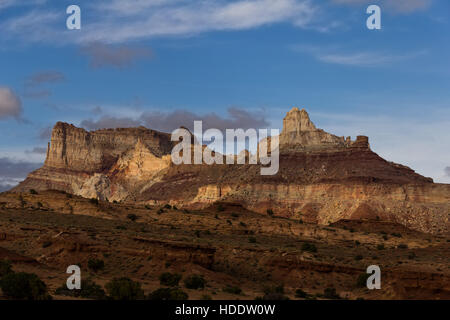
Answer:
[0,157,42,192]
[1,0,316,44]
[80,107,269,132]
[0,87,23,120]
[331,0,432,14]
[25,147,47,154]
[292,45,427,67]
[24,71,65,99]
[80,43,152,68]
[445,167,450,177]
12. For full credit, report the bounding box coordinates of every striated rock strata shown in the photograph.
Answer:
[13,108,450,234]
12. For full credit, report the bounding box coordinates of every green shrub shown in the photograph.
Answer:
[88,258,105,272]
[323,287,340,299]
[157,208,164,214]
[377,244,385,250]
[223,285,242,295]
[391,233,402,238]
[184,275,206,290]
[0,259,13,278]
[354,255,363,261]
[127,214,138,221]
[0,272,51,300]
[89,198,99,205]
[356,273,370,288]
[148,287,188,300]
[397,244,408,249]
[42,241,52,248]
[408,252,417,260]
[301,242,317,253]
[295,288,308,298]
[159,272,182,287]
[29,189,38,195]
[164,204,172,209]
[267,209,274,216]
[55,279,106,299]
[249,237,257,243]
[105,277,144,300]
[217,204,225,212]
[262,285,288,300]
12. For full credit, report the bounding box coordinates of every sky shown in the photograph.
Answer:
[0,0,449,191]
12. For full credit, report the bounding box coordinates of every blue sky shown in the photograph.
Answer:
[0,0,449,190]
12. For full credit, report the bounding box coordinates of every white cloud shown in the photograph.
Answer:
[0,87,22,120]
[292,45,427,67]
[1,0,317,44]
[331,0,432,14]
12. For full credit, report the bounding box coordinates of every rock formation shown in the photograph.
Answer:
[12,108,450,234]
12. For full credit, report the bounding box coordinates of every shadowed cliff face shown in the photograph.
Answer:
[12,108,450,234]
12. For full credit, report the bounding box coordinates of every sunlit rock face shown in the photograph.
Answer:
[13,108,450,234]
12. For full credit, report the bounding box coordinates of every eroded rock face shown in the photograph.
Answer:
[13,108,450,234]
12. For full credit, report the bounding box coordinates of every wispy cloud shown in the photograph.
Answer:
[24,71,65,99]
[1,0,317,44]
[292,45,427,67]
[80,42,152,68]
[0,87,23,120]
[331,0,432,14]
[80,107,269,132]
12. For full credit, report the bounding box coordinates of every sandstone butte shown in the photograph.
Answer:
[12,108,450,234]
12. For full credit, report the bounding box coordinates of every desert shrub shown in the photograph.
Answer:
[295,288,308,298]
[201,294,212,300]
[267,209,274,216]
[159,272,182,287]
[184,275,206,290]
[301,242,317,253]
[298,219,303,224]
[148,287,188,300]
[391,233,402,238]
[382,235,388,241]
[145,205,151,209]
[354,255,363,261]
[356,273,370,288]
[217,204,225,212]
[127,214,138,222]
[239,221,247,227]
[172,205,178,210]
[105,277,144,300]
[42,241,52,248]
[88,258,105,272]
[231,213,239,218]
[377,244,385,250]
[223,285,242,295]
[164,204,172,209]
[0,259,13,278]
[408,252,417,260]
[194,230,201,238]
[116,225,126,230]
[55,279,106,300]
[29,189,38,195]
[157,208,164,214]
[89,198,99,205]
[262,285,288,300]
[397,244,408,249]
[323,287,340,299]
[249,237,257,243]
[0,272,51,300]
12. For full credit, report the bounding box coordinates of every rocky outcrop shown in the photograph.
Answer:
[13,108,450,234]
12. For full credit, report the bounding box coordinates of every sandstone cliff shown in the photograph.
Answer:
[13,108,450,234]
